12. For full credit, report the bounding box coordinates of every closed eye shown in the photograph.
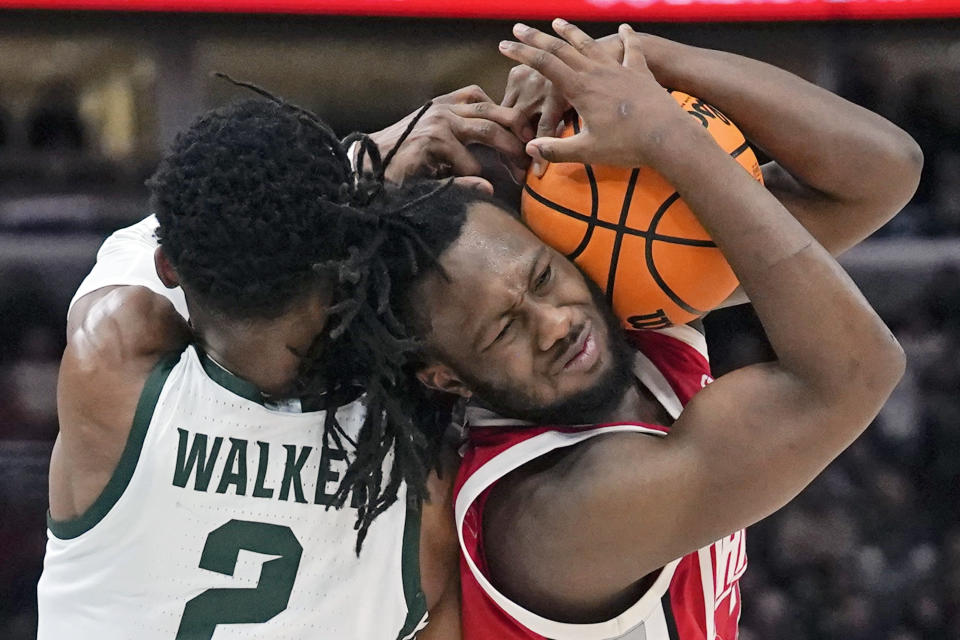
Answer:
[493,319,514,343]
[534,264,552,292]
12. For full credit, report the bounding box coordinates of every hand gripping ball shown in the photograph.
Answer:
[521,91,764,328]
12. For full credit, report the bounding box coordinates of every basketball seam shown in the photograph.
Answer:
[605,167,641,301]
[639,139,751,317]
[526,132,753,321]
[645,192,706,317]
[566,117,599,261]
[730,140,750,159]
[523,186,719,249]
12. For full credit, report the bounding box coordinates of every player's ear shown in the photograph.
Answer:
[416,363,473,398]
[154,247,180,289]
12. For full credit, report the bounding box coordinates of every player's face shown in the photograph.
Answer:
[414,201,635,424]
[191,289,331,399]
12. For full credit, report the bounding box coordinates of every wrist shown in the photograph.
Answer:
[638,110,721,175]
[641,36,695,90]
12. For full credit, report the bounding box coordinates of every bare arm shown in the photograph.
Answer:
[417,446,462,639]
[503,33,921,260]
[53,217,194,520]
[642,36,921,255]
[488,21,910,620]
[637,35,922,307]
[51,287,190,522]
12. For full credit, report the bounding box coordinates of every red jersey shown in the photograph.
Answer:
[454,325,746,640]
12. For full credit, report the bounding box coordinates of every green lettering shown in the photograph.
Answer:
[173,429,224,492]
[279,445,312,504]
[252,441,274,499]
[215,438,248,495]
[313,444,347,506]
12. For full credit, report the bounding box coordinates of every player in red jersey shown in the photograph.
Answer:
[369,20,922,639]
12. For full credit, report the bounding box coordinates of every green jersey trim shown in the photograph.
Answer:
[196,348,264,405]
[47,352,181,540]
[396,496,428,640]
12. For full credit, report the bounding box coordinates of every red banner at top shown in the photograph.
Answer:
[1,0,958,21]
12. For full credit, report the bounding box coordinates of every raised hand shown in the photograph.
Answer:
[501,32,626,176]
[500,65,567,176]
[499,20,696,170]
[368,85,531,183]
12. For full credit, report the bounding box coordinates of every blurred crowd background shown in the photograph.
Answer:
[0,9,958,639]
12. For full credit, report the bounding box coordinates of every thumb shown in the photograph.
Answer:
[530,100,567,176]
[452,176,495,195]
[527,134,592,166]
[619,24,648,71]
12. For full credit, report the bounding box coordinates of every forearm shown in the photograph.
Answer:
[650,119,903,395]
[645,38,920,199]
[645,36,922,232]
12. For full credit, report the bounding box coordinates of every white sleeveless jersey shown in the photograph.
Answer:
[38,345,427,640]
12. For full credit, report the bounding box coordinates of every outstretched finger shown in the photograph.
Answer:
[452,176,494,195]
[532,99,566,177]
[511,22,591,71]
[450,102,533,144]
[619,24,649,71]
[551,18,608,62]
[450,116,527,165]
[498,40,577,93]
[436,85,494,105]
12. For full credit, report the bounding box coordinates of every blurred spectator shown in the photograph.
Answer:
[0,102,9,149]
[26,81,85,151]
[931,151,960,235]
[732,265,960,639]
[900,72,948,208]
[0,269,62,441]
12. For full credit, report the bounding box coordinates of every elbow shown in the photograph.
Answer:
[861,330,907,404]
[879,129,924,213]
[881,334,907,391]
[822,328,906,411]
[895,132,924,199]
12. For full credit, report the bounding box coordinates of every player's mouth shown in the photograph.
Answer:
[560,323,600,373]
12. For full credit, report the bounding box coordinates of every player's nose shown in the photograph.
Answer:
[532,301,573,352]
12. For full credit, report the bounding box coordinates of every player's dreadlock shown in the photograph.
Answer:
[329,181,509,540]
[148,76,456,552]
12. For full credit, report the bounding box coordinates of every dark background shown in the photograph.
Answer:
[0,9,958,639]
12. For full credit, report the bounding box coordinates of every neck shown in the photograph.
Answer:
[602,380,672,426]
[196,330,295,399]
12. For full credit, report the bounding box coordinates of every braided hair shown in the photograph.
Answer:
[147,78,455,552]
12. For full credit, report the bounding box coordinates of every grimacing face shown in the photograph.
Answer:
[414,201,635,424]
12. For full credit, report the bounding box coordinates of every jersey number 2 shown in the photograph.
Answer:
[176,519,303,640]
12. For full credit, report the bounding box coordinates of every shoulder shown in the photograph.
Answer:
[53,285,190,521]
[60,285,190,443]
[68,285,189,363]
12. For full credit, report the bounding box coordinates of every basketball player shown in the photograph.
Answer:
[36,85,527,639]
[365,21,921,639]
[47,30,924,631]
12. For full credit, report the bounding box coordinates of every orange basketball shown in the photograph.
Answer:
[522,91,764,329]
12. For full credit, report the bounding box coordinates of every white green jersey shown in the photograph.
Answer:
[38,345,426,640]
